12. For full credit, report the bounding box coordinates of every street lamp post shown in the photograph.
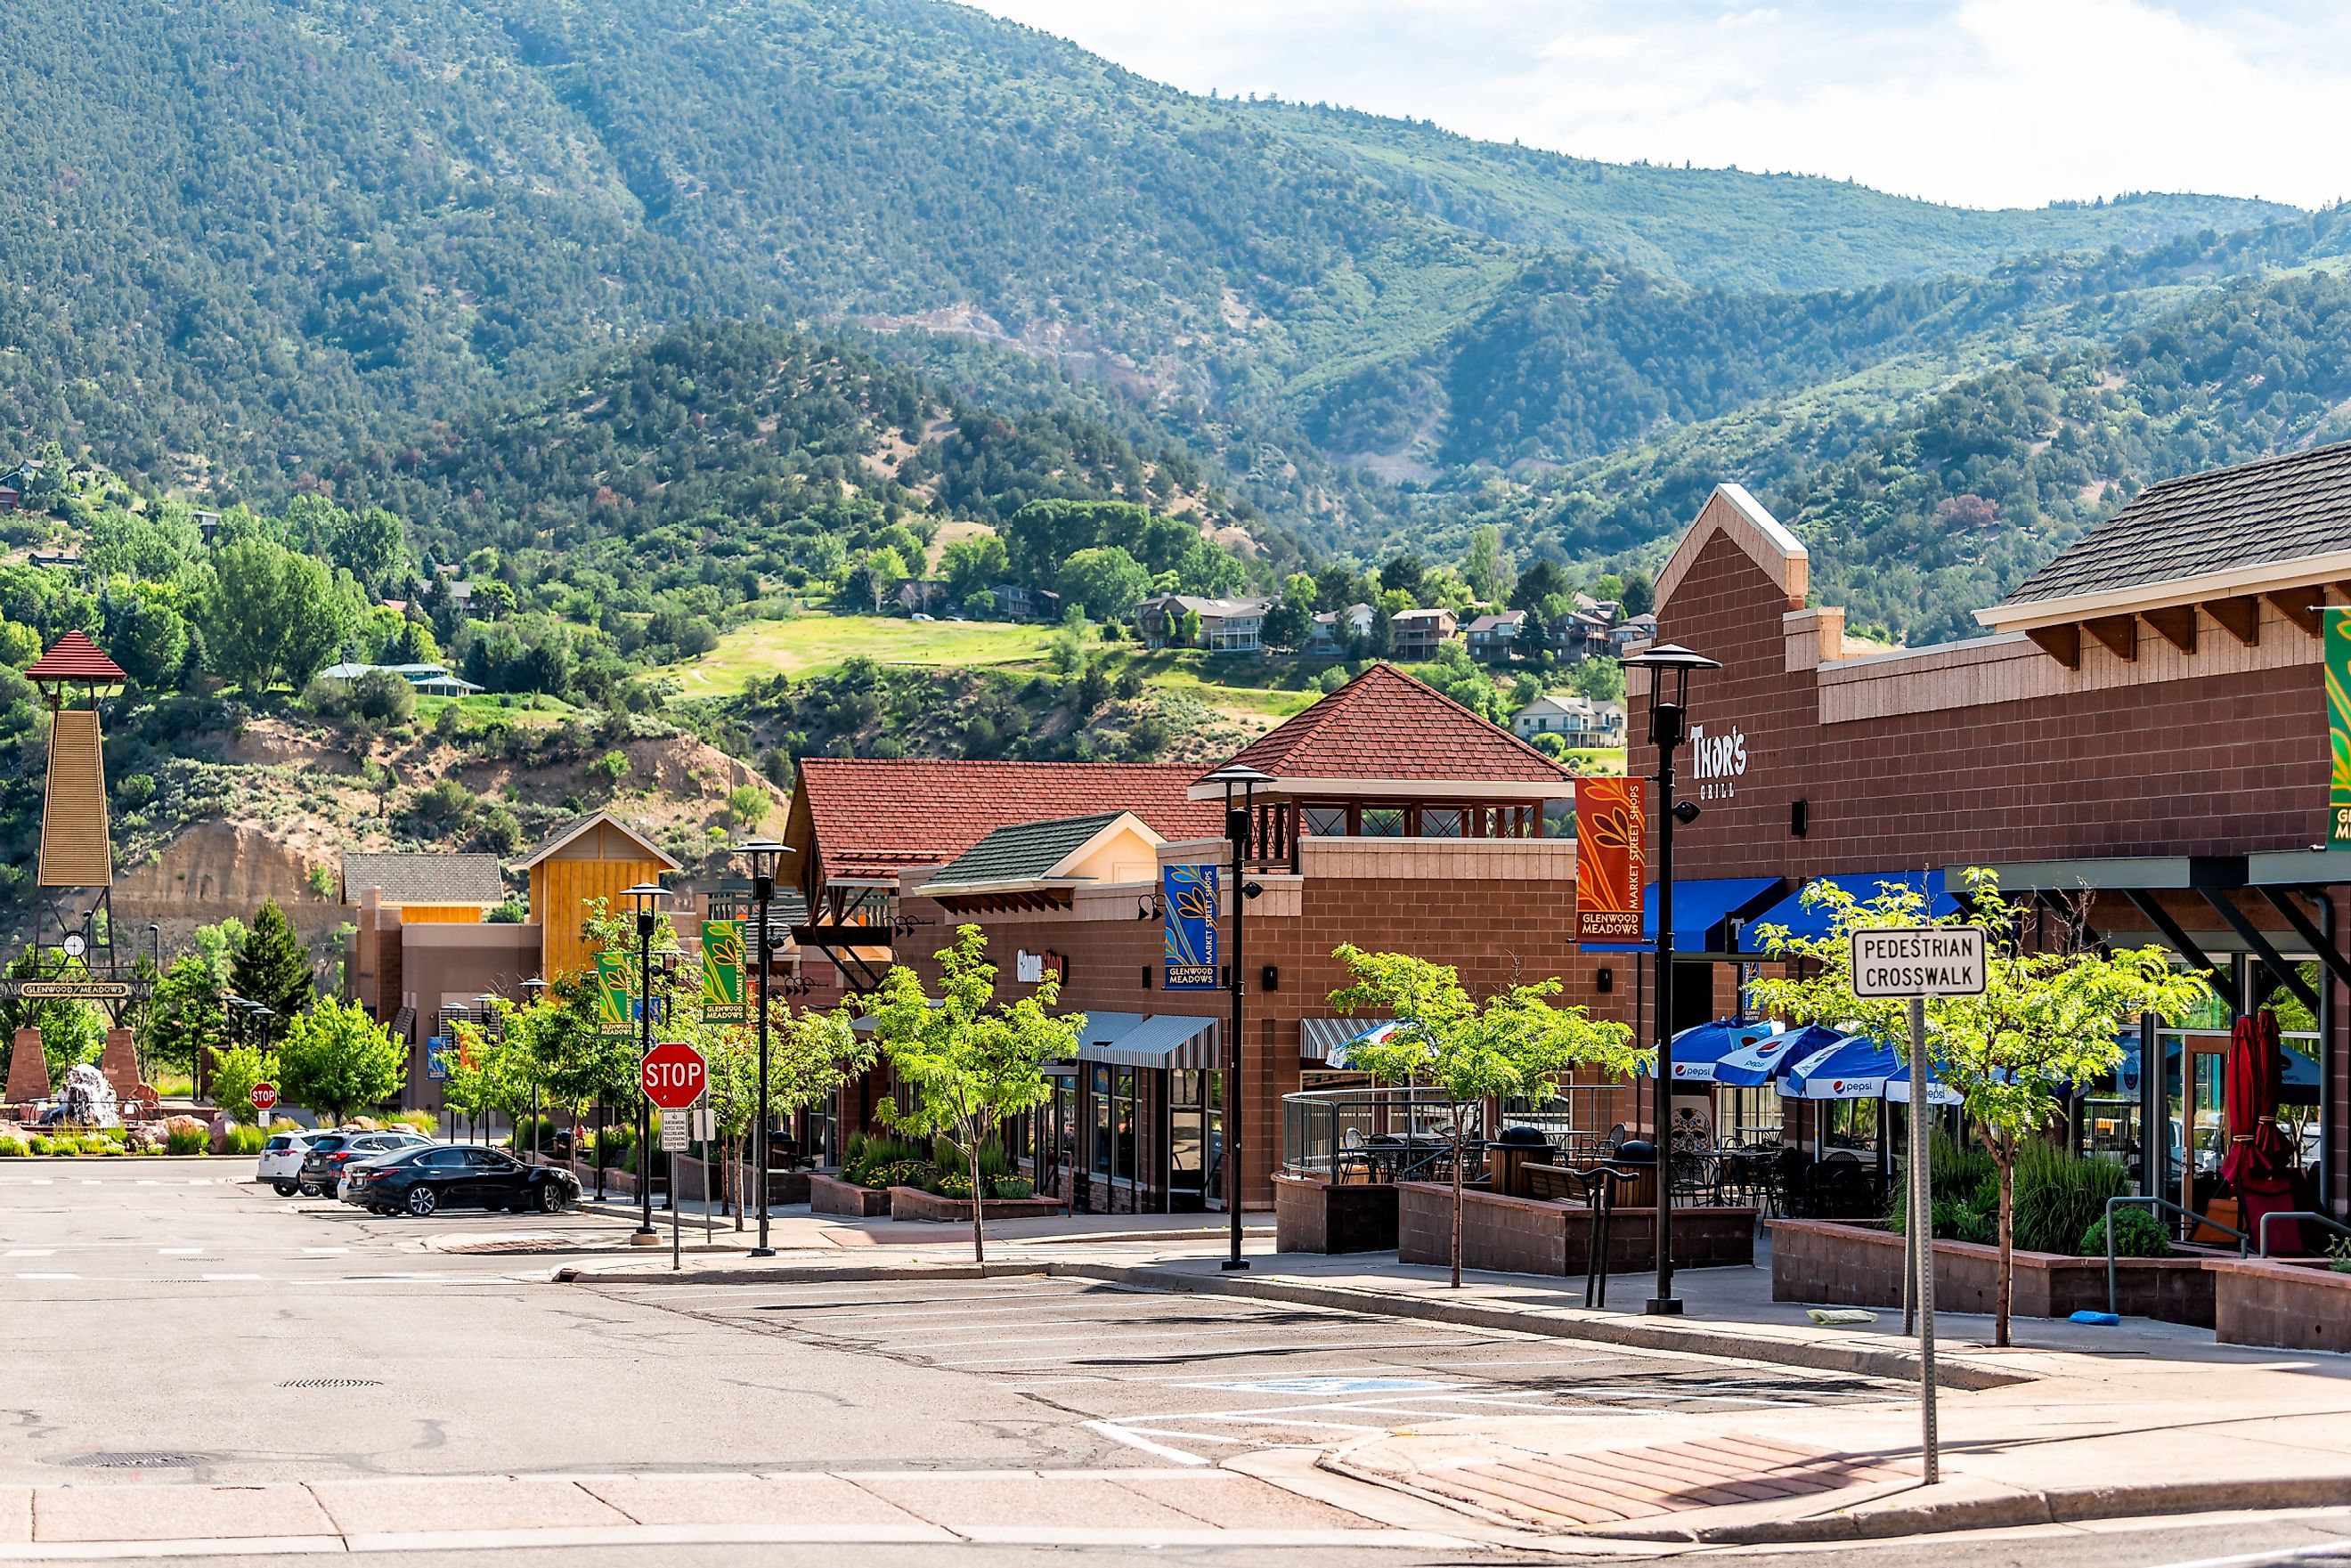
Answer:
[474,994,500,1146]
[736,838,792,1259]
[622,882,667,1243]
[1623,642,1720,1318]
[522,977,548,1158]
[1200,762,1273,1272]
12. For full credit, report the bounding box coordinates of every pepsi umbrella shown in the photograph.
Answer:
[1713,1022,1848,1087]
[1883,1057,1963,1108]
[1784,1034,1904,1101]
[1637,1019,1781,1084]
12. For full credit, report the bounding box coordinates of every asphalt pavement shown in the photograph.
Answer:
[4,1157,2348,1566]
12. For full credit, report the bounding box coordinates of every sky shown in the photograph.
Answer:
[965,0,2346,212]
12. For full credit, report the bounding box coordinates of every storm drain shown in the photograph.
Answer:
[275,1377,383,1389]
[60,1452,203,1469]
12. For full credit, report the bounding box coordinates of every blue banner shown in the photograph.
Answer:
[1163,864,1220,990]
[426,1036,452,1082]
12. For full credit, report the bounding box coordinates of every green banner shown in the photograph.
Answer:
[2332,607,2351,846]
[595,950,635,1038]
[702,918,746,1023]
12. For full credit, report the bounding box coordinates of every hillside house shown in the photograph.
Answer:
[1307,602,1373,655]
[1511,693,1627,748]
[1551,611,1613,663]
[1610,613,1657,654]
[1463,610,1526,662]
[1390,607,1457,660]
[1134,593,1275,653]
[989,584,1062,622]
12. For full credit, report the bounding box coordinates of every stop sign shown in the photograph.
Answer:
[640,1042,706,1109]
[249,1082,279,1114]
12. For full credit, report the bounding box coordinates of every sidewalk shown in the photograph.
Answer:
[442,1198,1273,1255]
[559,1230,2351,1545]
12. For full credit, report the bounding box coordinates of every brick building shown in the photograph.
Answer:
[1631,465,2351,1217]
[821,667,1623,1213]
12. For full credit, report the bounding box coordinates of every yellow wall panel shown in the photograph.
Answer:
[398,905,486,924]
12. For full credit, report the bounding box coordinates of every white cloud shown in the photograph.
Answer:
[964,0,2351,210]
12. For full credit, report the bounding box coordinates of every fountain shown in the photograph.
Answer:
[45,1062,120,1127]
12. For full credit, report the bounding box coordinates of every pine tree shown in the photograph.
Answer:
[230,898,313,1027]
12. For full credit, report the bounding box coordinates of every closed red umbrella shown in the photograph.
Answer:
[2219,1011,2299,1253]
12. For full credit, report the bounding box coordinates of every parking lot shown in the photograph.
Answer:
[597,1273,1908,1466]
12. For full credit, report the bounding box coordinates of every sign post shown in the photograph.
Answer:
[1849,924,1986,1488]
[643,1043,705,1274]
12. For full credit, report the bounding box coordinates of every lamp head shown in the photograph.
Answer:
[1624,642,1719,749]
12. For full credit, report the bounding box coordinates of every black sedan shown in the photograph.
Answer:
[342,1145,580,1218]
[295,1130,431,1197]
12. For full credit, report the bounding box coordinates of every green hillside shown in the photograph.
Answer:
[1248,102,2297,294]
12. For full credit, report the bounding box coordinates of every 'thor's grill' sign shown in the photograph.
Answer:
[1689,723,1748,800]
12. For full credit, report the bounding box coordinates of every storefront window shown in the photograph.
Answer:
[1360,807,1403,838]
[1115,1068,1137,1183]
[1091,1064,1112,1179]
[1420,808,1462,839]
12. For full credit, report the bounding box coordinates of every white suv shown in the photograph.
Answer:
[257,1129,328,1196]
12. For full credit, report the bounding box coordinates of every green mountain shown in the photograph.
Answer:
[0,0,2326,639]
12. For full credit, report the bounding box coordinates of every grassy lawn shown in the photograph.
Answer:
[1101,649,1330,719]
[413,692,579,727]
[662,613,1055,694]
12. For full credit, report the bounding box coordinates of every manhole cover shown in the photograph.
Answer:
[275,1377,384,1389]
[60,1452,203,1469]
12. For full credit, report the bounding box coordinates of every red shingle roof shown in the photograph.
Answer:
[1209,662,1569,784]
[24,631,126,684]
[793,760,1222,882]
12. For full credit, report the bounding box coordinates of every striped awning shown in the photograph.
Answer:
[1078,1013,1220,1069]
[1300,1017,1393,1064]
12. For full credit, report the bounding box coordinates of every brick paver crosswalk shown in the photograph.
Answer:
[1411,1434,1919,1527]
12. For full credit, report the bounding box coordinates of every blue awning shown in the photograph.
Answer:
[1585,877,1786,954]
[1741,869,1956,952]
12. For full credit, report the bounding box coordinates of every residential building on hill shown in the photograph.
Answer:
[1511,693,1626,748]
[1464,609,1527,662]
[1390,607,1457,660]
[1134,593,1277,653]
[1307,602,1373,655]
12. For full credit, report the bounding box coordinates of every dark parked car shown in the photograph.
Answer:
[343,1145,580,1218]
[296,1131,431,1197]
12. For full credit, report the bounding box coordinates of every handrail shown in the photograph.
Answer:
[2257,1209,2351,1258]
[2105,1195,2245,1316]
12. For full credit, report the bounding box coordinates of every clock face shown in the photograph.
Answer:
[61,933,85,959]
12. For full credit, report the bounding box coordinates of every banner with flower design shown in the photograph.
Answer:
[1574,777,1648,945]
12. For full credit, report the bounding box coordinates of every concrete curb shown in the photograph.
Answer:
[557,1260,1056,1286]
[1577,1473,2351,1545]
[1050,1263,2030,1392]
[557,1253,2029,1389]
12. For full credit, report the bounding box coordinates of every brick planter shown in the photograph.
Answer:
[885,1185,1066,1223]
[808,1171,891,1217]
[1768,1218,2217,1328]
[1398,1181,1753,1276]
[1273,1173,1399,1254]
[2209,1257,2351,1352]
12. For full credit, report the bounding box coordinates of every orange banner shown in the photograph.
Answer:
[1574,777,1648,946]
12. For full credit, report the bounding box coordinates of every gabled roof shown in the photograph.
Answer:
[918,811,1165,895]
[25,631,126,684]
[1203,663,1572,792]
[1464,612,1525,633]
[1655,483,1806,614]
[790,760,1222,885]
[1985,442,2351,626]
[515,810,684,873]
[342,852,505,908]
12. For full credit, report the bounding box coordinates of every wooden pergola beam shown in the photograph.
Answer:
[2026,622,2082,670]
[2141,604,2197,655]
[2083,613,2138,662]
[2204,596,2260,646]
[2266,588,2322,637]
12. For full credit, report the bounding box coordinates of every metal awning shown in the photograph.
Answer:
[1078,1013,1221,1069]
[1300,1017,1392,1064]
[1582,876,1787,955]
[1742,870,1956,951]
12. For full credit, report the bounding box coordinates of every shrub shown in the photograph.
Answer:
[414,776,474,825]
[990,1176,1035,1199]
[0,1135,25,1157]
[28,1135,55,1155]
[164,1125,209,1155]
[2082,1206,2172,1259]
[223,1125,265,1156]
[934,1170,973,1199]
[2012,1140,2127,1256]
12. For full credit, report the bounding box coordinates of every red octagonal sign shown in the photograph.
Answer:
[249,1082,279,1113]
[640,1042,706,1109]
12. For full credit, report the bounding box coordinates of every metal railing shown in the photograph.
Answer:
[2104,1195,2245,1316]
[2257,1210,2351,1258]
[1281,1086,1484,1185]
[1280,1086,1625,1185]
